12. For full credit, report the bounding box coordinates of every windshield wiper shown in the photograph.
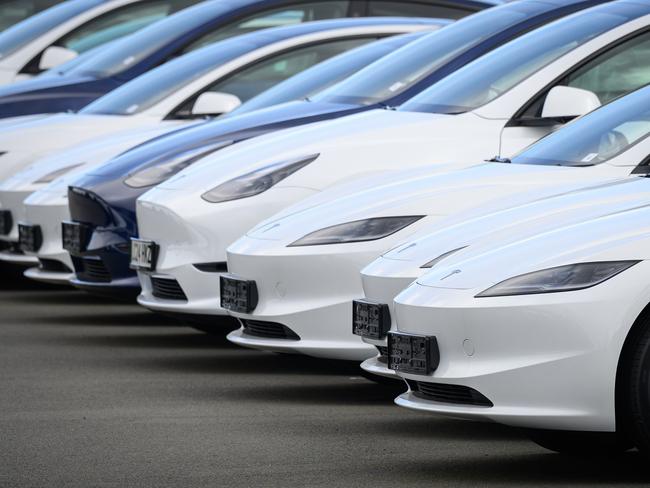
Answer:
[378,103,397,111]
[487,156,511,164]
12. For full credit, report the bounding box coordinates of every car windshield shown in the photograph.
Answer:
[232,32,425,116]
[0,0,102,60]
[400,3,650,114]
[311,2,548,106]
[81,39,254,115]
[56,0,234,78]
[0,0,62,32]
[513,86,650,167]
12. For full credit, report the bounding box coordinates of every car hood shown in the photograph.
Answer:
[244,162,628,245]
[155,109,463,193]
[81,100,362,181]
[1,122,189,194]
[0,113,163,181]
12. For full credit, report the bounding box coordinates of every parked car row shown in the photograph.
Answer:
[2,0,650,456]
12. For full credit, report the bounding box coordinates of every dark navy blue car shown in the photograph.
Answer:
[0,0,499,118]
[66,0,606,299]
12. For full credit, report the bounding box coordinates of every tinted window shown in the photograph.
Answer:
[234,31,424,115]
[180,1,351,52]
[401,3,650,114]
[0,0,61,32]
[368,1,474,20]
[201,37,370,105]
[0,0,102,60]
[56,0,198,54]
[314,2,547,106]
[81,40,254,115]
[62,1,351,78]
[513,86,650,167]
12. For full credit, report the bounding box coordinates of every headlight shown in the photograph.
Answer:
[421,246,467,269]
[476,261,639,297]
[201,154,318,204]
[289,216,424,247]
[124,141,233,189]
[34,163,84,184]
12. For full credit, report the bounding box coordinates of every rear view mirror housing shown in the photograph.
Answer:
[191,92,242,118]
[39,46,78,71]
[541,86,601,120]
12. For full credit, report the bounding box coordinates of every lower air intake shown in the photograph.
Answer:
[242,320,300,340]
[406,380,493,407]
[78,257,111,283]
[151,276,187,301]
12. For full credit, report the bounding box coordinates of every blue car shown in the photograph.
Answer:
[0,0,498,118]
[66,0,605,300]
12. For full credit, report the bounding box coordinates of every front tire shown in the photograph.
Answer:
[620,312,650,453]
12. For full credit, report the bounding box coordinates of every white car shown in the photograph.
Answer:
[389,194,650,454]
[223,84,650,360]
[0,0,199,85]
[15,32,429,284]
[0,18,432,263]
[136,1,650,331]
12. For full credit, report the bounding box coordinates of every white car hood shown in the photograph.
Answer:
[0,113,162,181]
[0,122,191,194]
[417,197,650,291]
[245,162,628,245]
[155,109,486,195]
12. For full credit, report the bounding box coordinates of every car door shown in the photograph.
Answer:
[500,28,650,156]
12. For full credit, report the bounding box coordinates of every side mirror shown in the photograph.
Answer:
[39,46,78,71]
[191,92,241,117]
[541,86,601,120]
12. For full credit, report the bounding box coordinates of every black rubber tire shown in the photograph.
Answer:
[526,429,632,455]
[619,312,650,453]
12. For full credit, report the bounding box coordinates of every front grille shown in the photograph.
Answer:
[151,276,187,301]
[242,320,300,340]
[0,240,23,255]
[39,259,72,273]
[78,257,111,283]
[407,380,493,407]
[376,346,388,364]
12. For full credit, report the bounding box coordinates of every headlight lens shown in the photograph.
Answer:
[124,141,233,189]
[421,246,467,269]
[476,261,639,297]
[201,154,318,204]
[289,216,424,247]
[34,163,84,184]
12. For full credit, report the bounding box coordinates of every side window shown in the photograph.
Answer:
[521,30,650,120]
[0,0,60,32]
[181,1,351,53]
[55,0,198,54]
[171,37,369,118]
[367,1,474,20]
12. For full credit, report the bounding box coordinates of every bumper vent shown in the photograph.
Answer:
[242,320,300,340]
[39,259,72,273]
[0,240,22,255]
[77,257,111,283]
[406,380,493,407]
[151,276,187,301]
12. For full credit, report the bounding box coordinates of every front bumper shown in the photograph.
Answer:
[389,273,650,432]
[0,189,35,265]
[135,185,318,316]
[224,246,384,361]
[22,197,74,284]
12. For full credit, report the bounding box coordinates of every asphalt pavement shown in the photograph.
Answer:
[1,269,649,487]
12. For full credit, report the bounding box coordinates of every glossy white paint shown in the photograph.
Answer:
[0,23,425,269]
[392,201,650,432]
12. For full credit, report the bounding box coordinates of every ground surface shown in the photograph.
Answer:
[1,271,649,487]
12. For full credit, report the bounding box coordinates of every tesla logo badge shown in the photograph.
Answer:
[440,269,461,281]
